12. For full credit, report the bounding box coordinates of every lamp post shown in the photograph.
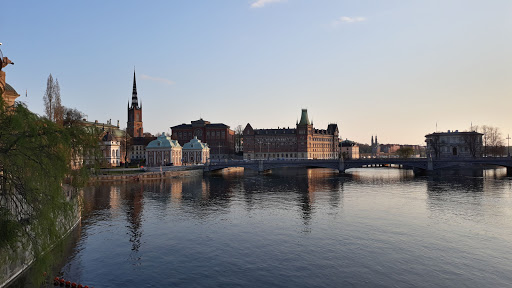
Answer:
[124,130,128,167]
[258,139,262,159]
[507,134,511,157]
[267,141,270,159]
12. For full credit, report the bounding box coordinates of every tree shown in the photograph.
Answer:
[63,106,84,127]
[487,127,504,156]
[462,132,481,158]
[474,125,505,157]
[43,74,63,124]
[0,98,101,257]
[234,124,243,154]
[121,128,132,166]
[358,143,371,154]
[53,79,64,125]
[396,147,414,158]
[426,135,441,159]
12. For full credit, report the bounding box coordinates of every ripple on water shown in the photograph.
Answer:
[11,168,512,288]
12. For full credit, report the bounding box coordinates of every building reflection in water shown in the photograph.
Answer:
[423,168,512,223]
[123,183,144,265]
[238,168,346,227]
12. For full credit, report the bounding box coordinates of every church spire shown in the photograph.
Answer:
[132,69,139,108]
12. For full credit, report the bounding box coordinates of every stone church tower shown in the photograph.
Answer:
[127,70,143,138]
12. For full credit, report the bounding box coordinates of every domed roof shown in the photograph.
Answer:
[147,132,181,149]
[183,136,208,150]
[102,131,117,142]
[4,83,19,95]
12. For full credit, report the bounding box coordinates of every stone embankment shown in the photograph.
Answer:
[0,186,80,288]
[91,166,204,182]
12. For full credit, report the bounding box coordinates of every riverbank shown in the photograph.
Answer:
[90,166,205,182]
[0,186,81,288]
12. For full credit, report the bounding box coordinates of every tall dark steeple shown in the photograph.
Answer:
[131,70,139,108]
[127,69,143,138]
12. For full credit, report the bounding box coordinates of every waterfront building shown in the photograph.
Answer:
[243,109,340,160]
[379,144,401,154]
[171,119,235,159]
[127,70,143,138]
[80,119,128,164]
[145,133,182,166]
[182,136,210,164]
[130,136,156,164]
[126,70,154,164]
[100,131,121,167]
[341,139,360,159]
[425,130,483,159]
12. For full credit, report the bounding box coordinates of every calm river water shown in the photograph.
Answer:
[12,168,512,287]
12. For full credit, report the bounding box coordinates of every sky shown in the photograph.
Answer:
[1,0,511,145]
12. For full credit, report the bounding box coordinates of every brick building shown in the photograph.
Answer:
[243,109,340,160]
[126,70,155,164]
[171,119,235,159]
[127,71,143,138]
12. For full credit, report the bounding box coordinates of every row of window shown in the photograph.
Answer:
[177,131,226,137]
[249,152,337,159]
[441,146,469,153]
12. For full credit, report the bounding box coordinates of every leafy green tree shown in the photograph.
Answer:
[0,97,101,255]
[396,147,414,158]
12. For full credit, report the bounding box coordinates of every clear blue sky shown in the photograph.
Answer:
[2,0,511,145]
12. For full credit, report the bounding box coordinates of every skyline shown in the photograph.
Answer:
[1,0,511,145]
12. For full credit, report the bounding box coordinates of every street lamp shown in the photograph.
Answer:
[507,134,511,157]
[267,141,270,159]
[257,139,262,159]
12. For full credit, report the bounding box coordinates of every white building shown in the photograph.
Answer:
[183,136,210,165]
[425,130,483,159]
[101,131,121,167]
[146,133,182,166]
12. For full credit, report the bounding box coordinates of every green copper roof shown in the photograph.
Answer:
[298,109,310,125]
[147,133,181,149]
[183,136,209,150]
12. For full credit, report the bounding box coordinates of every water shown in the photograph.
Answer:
[11,168,512,287]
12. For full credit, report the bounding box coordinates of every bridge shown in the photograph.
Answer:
[204,157,512,174]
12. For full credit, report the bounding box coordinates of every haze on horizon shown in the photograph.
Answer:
[1,0,511,145]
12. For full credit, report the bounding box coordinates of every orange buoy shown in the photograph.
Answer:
[72,283,77,287]
[78,285,83,288]
[65,280,71,286]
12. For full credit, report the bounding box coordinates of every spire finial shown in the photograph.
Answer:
[132,69,138,108]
